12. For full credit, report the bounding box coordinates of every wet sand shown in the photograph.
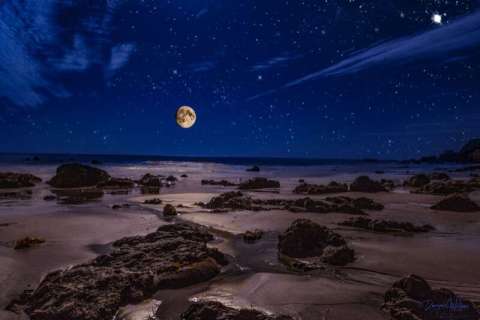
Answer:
[1,163,479,319]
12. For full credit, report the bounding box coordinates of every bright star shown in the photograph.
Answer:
[432,13,443,25]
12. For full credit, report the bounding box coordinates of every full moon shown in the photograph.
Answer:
[176,106,197,129]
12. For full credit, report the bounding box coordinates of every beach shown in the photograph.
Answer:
[1,159,479,320]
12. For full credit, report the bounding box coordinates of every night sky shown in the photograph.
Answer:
[1,0,479,159]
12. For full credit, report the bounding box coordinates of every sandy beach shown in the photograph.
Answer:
[1,161,479,320]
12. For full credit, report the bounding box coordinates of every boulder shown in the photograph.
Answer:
[144,198,162,205]
[14,237,45,250]
[139,173,164,187]
[201,179,237,186]
[383,274,479,320]
[242,229,264,243]
[278,219,354,266]
[0,172,41,189]
[350,176,388,193]
[43,195,56,201]
[339,217,434,233]
[459,138,480,162]
[163,204,177,216]
[431,194,480,212]
[15,224,226,320]
[414,180,475,195]
[97,178,135,189]
[246,165,260,172]
[238,177,280,190]
[180,301,293,320]
[293,181,348,195]
[405,174,430,188]
[47,164,110,188]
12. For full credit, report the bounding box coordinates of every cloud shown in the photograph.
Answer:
[0,0,134,108]
[248,11,480,100]
[287,11,480,85]
[187,61,217,73]
[251,53,302,71]
[108,43,136,73]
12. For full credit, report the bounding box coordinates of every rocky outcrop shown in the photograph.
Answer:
[163,204,177,216]
[339,217,434,233]
[293,181,348,195]
[47,164,111,188]
[201,179,237,186]
[0,172,41,188]
[242,229,264,243]
[238,177,280,190]
[14,237,45,250]
[278,219,354,266]
[350,176,388,193]
[144,198,162,205]
[180,301,293,320]
[414,180,476,195]
[97,178,135,189]
[14,224,226,320]
[198,192,383,215]
[246,165,261,172]
[383,274,479,320]
[138,173,164,187]
[431,194,480,212]
[405,174,431,188]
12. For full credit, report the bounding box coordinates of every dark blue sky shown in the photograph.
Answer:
[0,0,479,159]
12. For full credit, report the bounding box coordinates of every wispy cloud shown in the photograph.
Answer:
[0,0,134,108]
[250,53,302,71]
[248,11,480,100]
[187,61,217,73]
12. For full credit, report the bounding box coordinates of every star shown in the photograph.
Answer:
[431,13,443,25]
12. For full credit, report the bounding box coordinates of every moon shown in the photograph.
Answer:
[176,106,197,129]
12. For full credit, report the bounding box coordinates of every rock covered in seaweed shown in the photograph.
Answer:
[350,176,388,193]
[431,194,480,212]
[0,172,42,189]
[293,181,348,195]
[339,217,434,233]
[238,177,280,190]
[47,164,111,188]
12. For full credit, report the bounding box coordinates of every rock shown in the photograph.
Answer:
[112,204,131,210]
[139,173,164,187]
[166,175,177,182]
[429,172,450,181]
[339,217,434,233]
[293,181,348,195]
[238,177,280,190]
[180,301,293,320]
[0,172,42,188]
[201,179,236,186]
[14,237,45,250]
[246,165,261,172]
[199,192,383,215]
[52,188,104,204]
[43,195,56,201]
[431,194,480,212]
[163,204,177,216]
[144,198,162,205]
[16,224,226,320]
[0,190,32,200]
[383,274,479,320]
[242,229,264,243]
[459,138,480,162]
[414,180,475,195]
[181,174,188,178]
[47,164,111,188]
[350,176,388,193]
[278,219,354,266]
[97,178,135,189]
[405,174,431,188]
[91,160,102,165]
[33,156,40,161]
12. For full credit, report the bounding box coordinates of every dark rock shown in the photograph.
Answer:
[278,219,354,266]
[33,156,40,161]
[163,204,177,216]
[97,178,135,189]
[414,180,475,195]
[180,301,293,320]
[238,177,280,190]
[383,274,479,320]
[112,204,131,210]
[293,181,348,195]
[405,174,431,188]
[52,188,104,204]
[375,170,385,174]
[201,179,237,187]
[246,165,261,172]
[339,217,434,233]
[429,172,450,181]
[144,198,162,205]
[181,174,188,178]
[43,195,56,201]
[350,176,388,193]
[166,175,177,182]
[459,138,480,162]
[48,164,110,188]
[242,229,264,243]
[139,173,164,187]
[431,194,480,212]
[16,224,226,320]
[91,160,102,165]
[0,172,42,189]
[0,190,33,200]
[14,237,45,250]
